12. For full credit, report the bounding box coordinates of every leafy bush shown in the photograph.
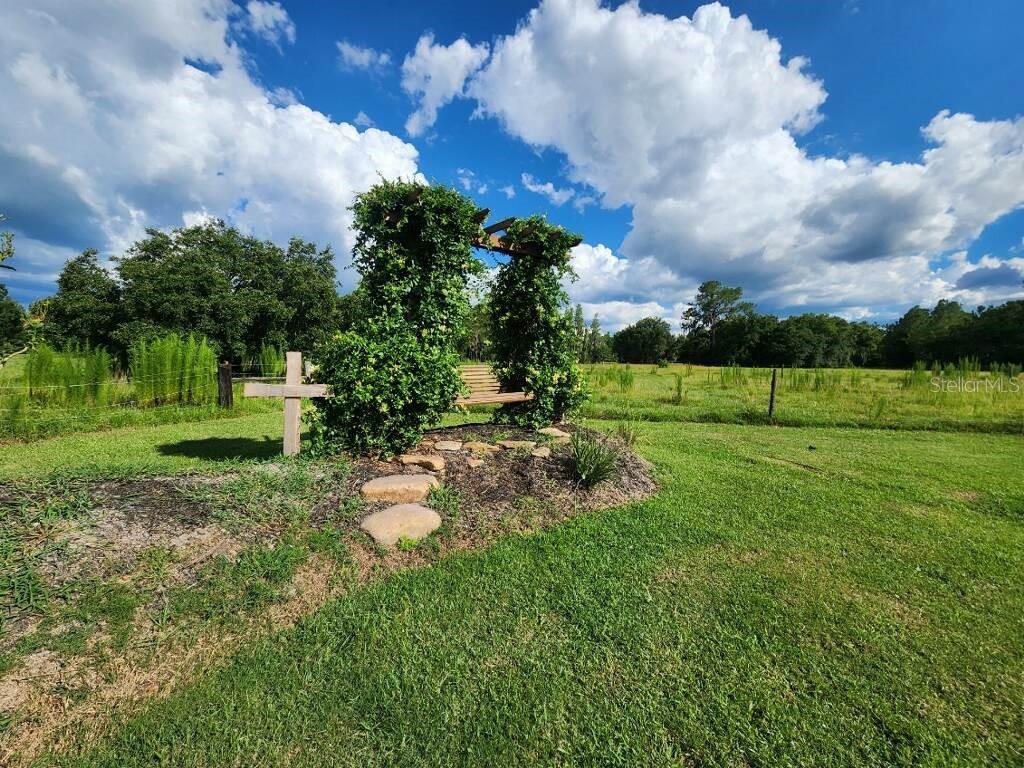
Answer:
[307,321,463,456]
[570,431,619,487]
[489,216,588,427]
[309,181,484,455]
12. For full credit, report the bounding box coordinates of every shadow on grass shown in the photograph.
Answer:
[156,436,283,461]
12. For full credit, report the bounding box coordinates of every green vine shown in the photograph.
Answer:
[309,181,484,455]
[489,216,588,426]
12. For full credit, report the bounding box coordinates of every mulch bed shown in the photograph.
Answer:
[338,423,657,548]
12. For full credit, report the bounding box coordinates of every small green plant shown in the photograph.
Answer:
[616,366,635,393]
[396,536,419,552]
[335,494,364,522]
[615,419,641,448]
[672,372,685,404]
[570,431,619,487]
[427,484,463,517]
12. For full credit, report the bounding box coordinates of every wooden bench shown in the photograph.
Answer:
[456,365,533,406]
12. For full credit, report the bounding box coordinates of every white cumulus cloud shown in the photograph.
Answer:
[244,1,295,46]
[521,173,574,206]
[446,0,1024,316]
[0,0,422,298]
[401,33,489,137]
[336,40,391,72]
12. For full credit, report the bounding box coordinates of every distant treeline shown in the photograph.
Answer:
[4,227,1022,371]
[597,281,1024,368]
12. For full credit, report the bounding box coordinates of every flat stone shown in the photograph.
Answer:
[552,436,571,445]
[464,441,499,453]
[538,427,570,439]
[360,504,441,547]
[399,453,445,472]
[531,447,551,458]
[360,474,439,503]
[498,440,537,450]
[435,440,463,451]
[466,457,485,468]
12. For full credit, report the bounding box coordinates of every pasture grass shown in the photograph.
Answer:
[582,363,1024,433]
[51,419,1024,766]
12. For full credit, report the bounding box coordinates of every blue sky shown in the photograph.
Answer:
[2,0,1023,329]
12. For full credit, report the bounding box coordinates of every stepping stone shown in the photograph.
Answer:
[360,474,439,503]
[552,436,571,445]
[531,447,551,458]
[399,454,445,472]
[466,457,485,468]
[538,427,570,439]
[464,441,499,453]
[360,504,441,547]
[435,440,463,451]
[498,440,537,450]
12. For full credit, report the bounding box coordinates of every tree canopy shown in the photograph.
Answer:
[613,317,674,363]
[43,221,339,363]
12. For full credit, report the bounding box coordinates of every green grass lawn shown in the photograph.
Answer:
[32,416,1023,766]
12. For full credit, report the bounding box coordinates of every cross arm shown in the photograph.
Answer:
[243,383,329,398]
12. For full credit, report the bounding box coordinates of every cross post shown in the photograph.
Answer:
[242,351,329,456]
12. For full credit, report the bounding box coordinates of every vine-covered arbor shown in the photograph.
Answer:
[308,179,587,456]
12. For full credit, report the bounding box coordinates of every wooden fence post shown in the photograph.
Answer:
[218,362,233,409]
[768,367,778,420]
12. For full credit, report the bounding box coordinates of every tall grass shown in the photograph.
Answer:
[24,344,116,406]
[130,334,217,406]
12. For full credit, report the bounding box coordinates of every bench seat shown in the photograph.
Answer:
[456,365,533,405]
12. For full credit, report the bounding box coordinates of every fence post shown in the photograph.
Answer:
[218,361,233,409]
[768,367,777,420]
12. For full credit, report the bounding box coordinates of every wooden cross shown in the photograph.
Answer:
[243,351,328,456]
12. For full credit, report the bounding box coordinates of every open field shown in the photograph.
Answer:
[582,363,1024,433]
[1,378,1023,766]
[4,362,1022,445]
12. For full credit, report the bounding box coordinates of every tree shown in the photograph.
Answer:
[613,317,674,363]
[111,221,337,361]
[0,288,25,356]
[0,212,23,356]
[0,213,14,272]
[682,281,752,360]
[44,249,122,351]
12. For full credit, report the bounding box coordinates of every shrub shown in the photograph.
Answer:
[672,372,685,404]
[489,216,588,427]
[616,366,635,393]
[570,431,619,487]
[308,321,462,456]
